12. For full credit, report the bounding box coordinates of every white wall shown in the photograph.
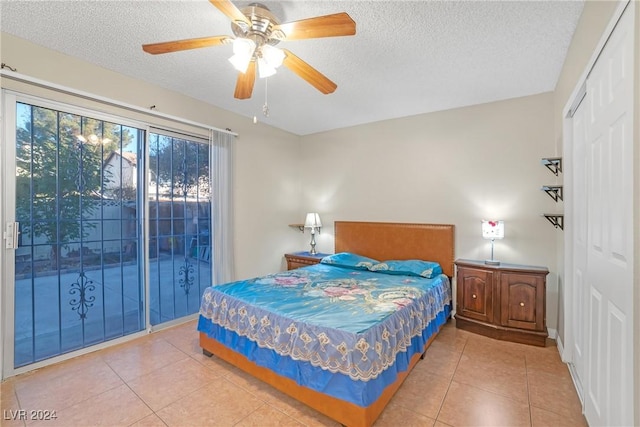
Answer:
[0,32,302,281]
[299,93,561,331]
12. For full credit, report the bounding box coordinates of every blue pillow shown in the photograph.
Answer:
[369,260,443,279]
[320,252,379,270]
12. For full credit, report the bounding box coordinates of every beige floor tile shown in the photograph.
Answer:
[453,352,529,403]
[525,346,572,377]
[1,381,26,427]
[374,400,436,426]
[391,369,450,419]
[155,381,263,427]
[26,384,151,427]
[128,413,169,427]
[432,321,471,354]
[462,335,528,367]
[234,404,305,426]
[438,381,531,427]
[256,391,340,427]
[14,356,123,413]
[128,357,222,411]
[530,406,587,427]
[195,351,241,376]
[102,337,189,381]
[420,341,463,379]
[221,359,350,426]
[3,317,586,427]
[221,369,331,424]
[528,370,583,420]
[223,367,284,403]
[156,321,199,350]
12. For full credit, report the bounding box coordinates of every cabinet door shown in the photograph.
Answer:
[287,261,307,270]
[457,267,493,323]
[499,273,544,331]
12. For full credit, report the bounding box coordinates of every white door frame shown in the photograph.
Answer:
[561,0,635,422]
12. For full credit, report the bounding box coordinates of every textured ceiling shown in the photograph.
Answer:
[0,0,584,136]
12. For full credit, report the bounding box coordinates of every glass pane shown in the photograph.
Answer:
[149,132,212,325]
[14,102,145,368]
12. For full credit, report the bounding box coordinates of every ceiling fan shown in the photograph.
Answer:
[142,0,356,100]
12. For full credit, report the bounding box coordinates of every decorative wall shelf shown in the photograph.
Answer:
[541,157,562,176]
[289,224,305,232]
[543,214,564,230]
[541,157,563,230]
[541,185,563,202]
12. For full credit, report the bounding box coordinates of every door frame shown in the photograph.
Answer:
[0,91,156,378]
[561,0,634,416]
[0,71,227,381]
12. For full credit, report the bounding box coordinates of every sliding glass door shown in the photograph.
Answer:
[4,94,215,373]
[12,101,146,367]
[148,131,212,325]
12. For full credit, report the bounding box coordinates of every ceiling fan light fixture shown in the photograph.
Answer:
[261,44,285,69]
[142,1,356,100]
[229,38,256,73]
[257,57,276,78]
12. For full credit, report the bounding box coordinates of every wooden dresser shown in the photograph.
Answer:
[284,252,329,270]
[454,259,549,346]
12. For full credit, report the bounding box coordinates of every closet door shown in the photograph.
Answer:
[583,4,634,426]
[570,94,587,401]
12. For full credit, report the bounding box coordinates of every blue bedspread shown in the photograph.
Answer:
[198,263,451,406]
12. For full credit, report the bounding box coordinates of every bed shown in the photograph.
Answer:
[198,221,455,427]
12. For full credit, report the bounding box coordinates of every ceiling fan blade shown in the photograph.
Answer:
[282,49,337,94]
[234,61,256,99]
[209,0,251,27]
[274,12,356,41]
[142,36,230,54]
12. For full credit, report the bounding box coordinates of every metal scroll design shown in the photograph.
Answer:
[69,272,96,319]
[179,258,195,295]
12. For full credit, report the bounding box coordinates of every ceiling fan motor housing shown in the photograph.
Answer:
[231,3,284,47]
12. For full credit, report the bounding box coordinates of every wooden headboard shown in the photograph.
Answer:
[334,221,455,277]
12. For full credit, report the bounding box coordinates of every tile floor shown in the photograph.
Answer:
[1,319,586,427]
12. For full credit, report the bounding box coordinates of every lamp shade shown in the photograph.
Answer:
[304,213,322,229]
[482,220,504,240]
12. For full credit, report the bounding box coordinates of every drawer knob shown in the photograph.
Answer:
[472,294,477,299]
[520,302,525,307]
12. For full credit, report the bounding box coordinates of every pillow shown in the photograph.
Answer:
[369,259,443,279]
[320,252,379,270]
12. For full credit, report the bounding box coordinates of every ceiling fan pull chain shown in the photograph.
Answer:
[262,77,269,117]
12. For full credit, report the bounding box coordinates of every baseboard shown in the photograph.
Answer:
[547,327,558,340]
[555,333,564,357]
[567,362,585,406]
[554,333,584,408]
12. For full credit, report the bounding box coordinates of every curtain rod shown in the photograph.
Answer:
[0,69,238,137]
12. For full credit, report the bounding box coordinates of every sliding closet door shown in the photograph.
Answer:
[582,4,634,426]
[570,96,587,399]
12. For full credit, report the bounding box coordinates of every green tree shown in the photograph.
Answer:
[15,103,132,268]
[149,134,210,199]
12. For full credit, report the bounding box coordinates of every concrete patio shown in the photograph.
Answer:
[13,254,211,367]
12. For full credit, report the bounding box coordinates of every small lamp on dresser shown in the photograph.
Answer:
[304,213,322,255]
[482,220,504,265]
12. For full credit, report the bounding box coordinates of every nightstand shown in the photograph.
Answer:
[285,252,330,270]
[454,259,549,346]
